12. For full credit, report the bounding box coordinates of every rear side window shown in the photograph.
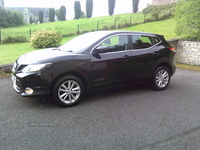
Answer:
[131,35,153,49]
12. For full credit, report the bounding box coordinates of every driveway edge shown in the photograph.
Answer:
[0,64,13,74]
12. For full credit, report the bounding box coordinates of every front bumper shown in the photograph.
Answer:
[11,73,50,97]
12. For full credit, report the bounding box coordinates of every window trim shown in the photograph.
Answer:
[90,34,130,55]
[129,34,162,51]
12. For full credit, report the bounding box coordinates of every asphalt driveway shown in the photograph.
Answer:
[1,68,200,150]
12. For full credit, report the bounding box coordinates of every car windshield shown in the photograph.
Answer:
[59,32,106,52]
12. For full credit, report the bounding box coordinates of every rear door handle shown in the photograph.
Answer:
[122,55,129,61]
[153,52,160,57]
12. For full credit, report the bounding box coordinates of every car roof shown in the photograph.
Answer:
[90,30,163,37]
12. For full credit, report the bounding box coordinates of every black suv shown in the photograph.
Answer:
[12,31,176,107]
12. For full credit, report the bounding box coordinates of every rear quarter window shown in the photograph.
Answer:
[153,37,161,44]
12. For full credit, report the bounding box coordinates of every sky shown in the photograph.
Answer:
[4,0,152,19]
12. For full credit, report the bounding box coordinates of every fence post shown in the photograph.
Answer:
[114,18,117,29]
[144,14,146,23]
[0,30,1,44]
[97,22,99,31]
[29,29,32,39]
[77,25,80,34]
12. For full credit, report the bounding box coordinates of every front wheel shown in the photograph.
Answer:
[52,76,84,107]
[151,66,171,91]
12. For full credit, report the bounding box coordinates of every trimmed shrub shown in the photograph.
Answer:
[2,36,28,44]
[102,25,109,30]
[117,23,122,29]
[30,29,62,48]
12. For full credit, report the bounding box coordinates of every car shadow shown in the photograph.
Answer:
[81,82,151,104]
[30,82,151,108]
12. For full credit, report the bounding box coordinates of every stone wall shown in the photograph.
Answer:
[168,40,200,66]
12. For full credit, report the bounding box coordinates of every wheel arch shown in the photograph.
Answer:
[50,71,89,94]
[153,63,173,76]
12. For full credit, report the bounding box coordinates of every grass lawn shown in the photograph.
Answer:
[116,18,182,40]
[176,63,200,71]
[0,36,76,65]
[0,13,149,39]
[0,43,36,65]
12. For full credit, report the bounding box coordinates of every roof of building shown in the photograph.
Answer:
[5,7,49,17]
[27,7,49,17]
[5,7,24,12]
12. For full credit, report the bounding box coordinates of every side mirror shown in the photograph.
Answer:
[95,46,109,53]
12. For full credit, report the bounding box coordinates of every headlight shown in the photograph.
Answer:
[22,63,51,73]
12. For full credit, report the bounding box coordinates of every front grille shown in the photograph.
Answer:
[18,65,27,72]
[12,62,27,73]
[12,62,17,72]
[12,75,22,93]
[13,80,22,93]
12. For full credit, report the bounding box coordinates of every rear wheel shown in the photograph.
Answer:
[52,76,84,107]
[151,66,171,91]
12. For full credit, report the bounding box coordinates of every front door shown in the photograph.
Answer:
[90,35,132,86]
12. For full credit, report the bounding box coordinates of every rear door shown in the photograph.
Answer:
[129,34,162,78]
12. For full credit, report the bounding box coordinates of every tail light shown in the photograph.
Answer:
[168,47,176,53]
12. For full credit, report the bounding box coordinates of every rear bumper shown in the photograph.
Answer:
[172,65,176,76]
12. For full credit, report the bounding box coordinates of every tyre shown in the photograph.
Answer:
[52,76,84,107]
[151,66,171,91]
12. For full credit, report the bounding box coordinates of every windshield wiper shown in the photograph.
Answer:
[52,48,61,51]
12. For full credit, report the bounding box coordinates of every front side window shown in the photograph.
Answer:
[98,35,128,53]
[131,35,153,49]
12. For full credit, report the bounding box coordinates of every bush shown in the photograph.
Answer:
[117,23,122,29]
[175,0,200,38]
[102,25,109,30]
[2,36,28,43]
[142,3,176,22]
[30,29,62,48]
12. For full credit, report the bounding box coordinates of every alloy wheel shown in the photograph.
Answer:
[155,69,169,88]
[58,80,81,104]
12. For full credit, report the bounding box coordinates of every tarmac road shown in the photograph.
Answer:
[1,68,200,150]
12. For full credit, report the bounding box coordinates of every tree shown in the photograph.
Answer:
[108,0,115,16]
[74,1,81,19]
[0,8,8,27]
[39,10,44,23]
[56,9,60,21]
[132,0,139,13]
[80,11,86,18]
[86,0,93,18]
[175,0,200,39]
[49,8,55,22]
[0,0,4,7]
[59,5,66,21]
[0,7,24,27]
[29,16,33,24]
